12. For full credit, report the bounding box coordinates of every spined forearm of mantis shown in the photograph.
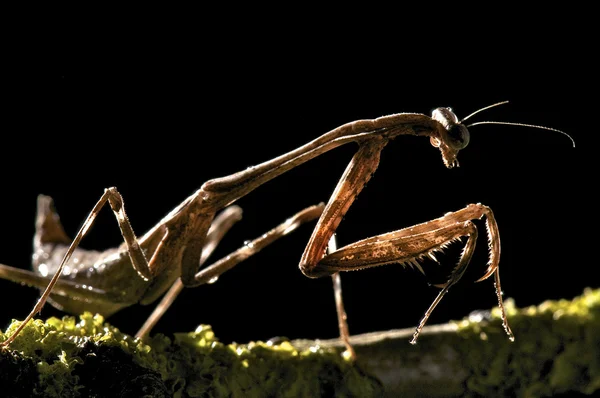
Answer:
[0,101,574,358]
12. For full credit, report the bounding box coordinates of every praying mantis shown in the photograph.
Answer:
[0,101,574,359]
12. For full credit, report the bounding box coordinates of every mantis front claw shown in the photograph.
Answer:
[308,203,512,345]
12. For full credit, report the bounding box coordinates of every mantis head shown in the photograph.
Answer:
[429,107,469,168]
[428,101,574,169]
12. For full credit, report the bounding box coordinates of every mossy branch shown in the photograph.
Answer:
[1,288,599,397]
[294,287,600,397]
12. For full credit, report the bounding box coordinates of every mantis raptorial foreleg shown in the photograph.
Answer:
[311,203,513,343]
[290,126,511,343]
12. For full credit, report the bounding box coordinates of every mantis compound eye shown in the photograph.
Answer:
[446,123,470,150]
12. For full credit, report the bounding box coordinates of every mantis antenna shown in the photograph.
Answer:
[460,100,576,148]
[461,100,510,122]
[467,121,576,148]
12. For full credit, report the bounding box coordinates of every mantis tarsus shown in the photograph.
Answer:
[0,101,574,358]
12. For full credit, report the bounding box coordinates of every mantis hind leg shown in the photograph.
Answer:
[1,188,153,348]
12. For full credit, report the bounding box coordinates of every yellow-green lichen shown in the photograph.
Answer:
[0,314,383,397]
[3,289,598,397]
[453,288,600,397]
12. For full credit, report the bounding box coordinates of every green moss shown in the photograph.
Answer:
[0,314,383,397]
[2,289,598,396]
[453,288,600,397]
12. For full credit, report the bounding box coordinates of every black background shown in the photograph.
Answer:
[1,12,595,345]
